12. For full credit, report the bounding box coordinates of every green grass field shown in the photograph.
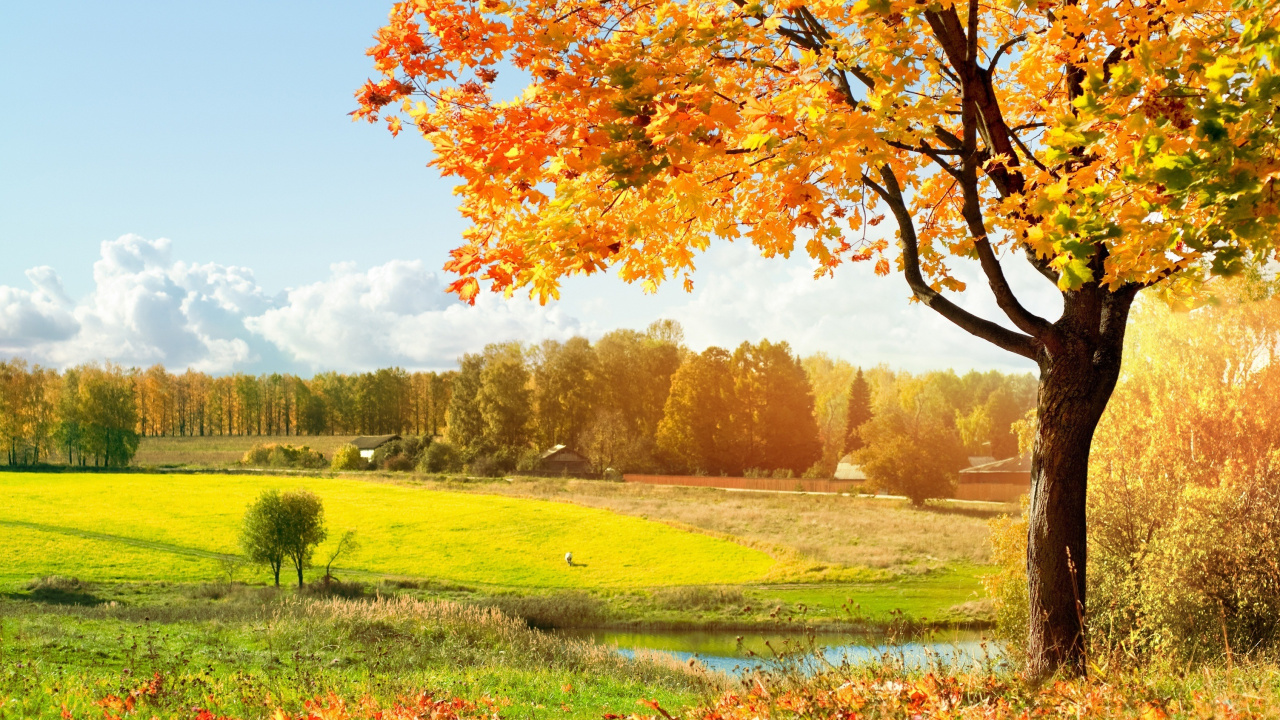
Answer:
[0,472,775,588]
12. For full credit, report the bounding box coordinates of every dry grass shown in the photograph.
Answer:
[133,434,360,466]
[436,478,1005,572]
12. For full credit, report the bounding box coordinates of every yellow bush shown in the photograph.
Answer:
[330,444,365,471]
[983,501,1028,662]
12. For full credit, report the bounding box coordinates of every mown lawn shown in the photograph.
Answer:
[0,472,775,588]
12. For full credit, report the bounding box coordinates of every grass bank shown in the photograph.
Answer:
[0,592,709,720]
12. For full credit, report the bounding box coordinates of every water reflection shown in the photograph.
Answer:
[556,628,1004,676]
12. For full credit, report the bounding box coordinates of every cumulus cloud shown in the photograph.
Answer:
[0,267,80,349]
[246,260,585,370]
[0,235,587,373]
[0,233,1063,374]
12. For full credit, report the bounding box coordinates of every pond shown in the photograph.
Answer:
[556,628,1004,676]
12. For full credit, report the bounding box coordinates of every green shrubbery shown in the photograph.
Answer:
[371,436,431,471]
[330,443,365,470]
[1090,464,1280,660]
[419,441,463,473]
[240,442,327,469]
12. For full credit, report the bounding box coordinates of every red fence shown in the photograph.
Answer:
[623,474,861,493]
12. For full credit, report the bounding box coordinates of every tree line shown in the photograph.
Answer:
[0,361,455,466]
[0,319,1035,478]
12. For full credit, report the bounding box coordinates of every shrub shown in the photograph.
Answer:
[241,444,272,466]
[989,467,1280,664]
[651,585,745,611]
[485,590,604,628]
[371,436,431,470]
[330,443,365,471]
[982,503,1029,664]
[300,576,367,599]
[26,576,89,593]
[515,447,543,473]
[419,441,463,473]
[466,454,504,477]
[1111,476,1280,659]
[239,442,327,469]
[801,461,831,479]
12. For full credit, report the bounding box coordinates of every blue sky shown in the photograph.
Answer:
[0,2,1055,375]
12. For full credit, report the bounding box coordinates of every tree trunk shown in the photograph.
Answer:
[1025,286,1135,679]
[296,560,305,588]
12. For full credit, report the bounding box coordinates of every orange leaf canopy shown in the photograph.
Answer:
[355,0,1280,304]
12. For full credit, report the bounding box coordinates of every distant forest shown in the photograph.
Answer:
[0,320,1035,473]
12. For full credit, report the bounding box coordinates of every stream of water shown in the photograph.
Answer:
[556,628,1005,676]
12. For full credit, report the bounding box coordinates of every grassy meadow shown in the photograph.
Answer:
[131,434,361,467]
[0,472,774,588]
[0,464,1002,718]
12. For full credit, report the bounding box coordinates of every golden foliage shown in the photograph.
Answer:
[356,0,1280,303]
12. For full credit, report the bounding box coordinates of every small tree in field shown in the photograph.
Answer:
[323,529,360,582]
[241,489,328,588]
[357,0,1280,677]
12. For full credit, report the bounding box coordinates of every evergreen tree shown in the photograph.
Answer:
[844,368,872,455]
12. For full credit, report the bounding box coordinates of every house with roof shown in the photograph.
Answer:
[834,454,868,482]
[539,444,593,475]
[351,434,401,460]
[956,455,1032,502]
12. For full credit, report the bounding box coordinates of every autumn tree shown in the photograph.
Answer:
[579,409,649,473]
[533,337,600,447]
[357,0,1280,675]
[734,340,823,474]
[800,352,855,469]
[855,372,968,505]
[594,324,685,444]
[445,354,486,451]
[78,364,140,467]
[656,346,739,474]
[477,342,533,454]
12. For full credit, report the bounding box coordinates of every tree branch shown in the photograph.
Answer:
[867,165,1040,361]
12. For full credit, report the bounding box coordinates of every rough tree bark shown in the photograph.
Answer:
[1024,284,1137,678]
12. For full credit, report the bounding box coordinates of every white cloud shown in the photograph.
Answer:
[0,267,80,349]
[246,260,585,370]
[0,233,1064,375]
[0,235,587,373]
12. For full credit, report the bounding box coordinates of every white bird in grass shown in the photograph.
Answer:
[565,552,573,567]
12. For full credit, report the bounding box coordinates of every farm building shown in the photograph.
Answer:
[834,455,868,481]
[352,434,401,459]
[539,445,593,475]
[955,455,1031,502]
